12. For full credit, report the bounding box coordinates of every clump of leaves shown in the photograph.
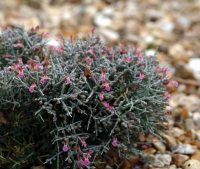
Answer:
[0,26,45,67]
[0,27,178,169]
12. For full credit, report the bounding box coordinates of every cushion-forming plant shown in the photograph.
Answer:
[0,27,177,169]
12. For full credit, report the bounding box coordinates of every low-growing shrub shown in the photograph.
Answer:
[0,27,177,169]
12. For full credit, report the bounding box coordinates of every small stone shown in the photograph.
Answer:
[159,19,175,33]
[191,151,200,161]
[183,160,200,169]
[175,106,190,119]
[169,164,177,169]
[145,154,172,167]
[192,112,200,128]
[172,154,189,167]
[187,58,200,81]
[195,130,200,141]
[162,134,177,148]
[94,14,112,27]
[169,44,185,57]
[143,147,157,154]
[171,127,185,138]
[176,16,191,29]
[185,118,195,130]
[105,165,112,169]
[99,28,120,42]
[122,155,139,169]
[152,139,166,153]
[172,144,197,154]
[175,62,195,79]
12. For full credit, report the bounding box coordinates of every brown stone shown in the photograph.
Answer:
[143,147,157,154]
[122,155,140,169]
[172,154,189,167]
[162,134,177,148]
[152,139,166,153]
[191,151,200,161]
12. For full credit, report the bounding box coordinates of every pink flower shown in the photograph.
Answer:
[99,92,104,101]
[125,56,133,63]
[141,144,148,149]
[33,63,43,70]
[112,137,119,147]
[102,101,113,111]
[17,58,23,66]
[101,72,106,82]
[82,56,93,65]
[29,84,36,93]
[171,80,179,88]
[139,72,145,80]
[157,67,171,74]
[103,82,111,91]
[87,150,93,156]
[41,32,49,38]
[13,43,24,48]
[86,49,94,55]
[109,54,113,61]
[65,76,72,85]
[91,27,96,34]
[30,25,39,32]
[62,143,69,152]
[78,137,87,147]
[119,43,127,54]
[40,75,49,85]
[138,53,144,62]
[102,101,110,108]
[164,91,171,100]
[3,53,12,58]
[78,155,90,167]
[17,69,24,78]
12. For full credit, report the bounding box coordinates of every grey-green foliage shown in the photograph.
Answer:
[0,29,170,169]
[0,26,44,67]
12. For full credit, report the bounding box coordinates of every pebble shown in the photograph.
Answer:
[162,134,177,148]
[187,58,200,81]
[195,130,200,141]
[172,154,189,167]
[143,147,157,155]
[94,13,112,27]
[145,154,172,167]
[185,118,195,130]
[99,28,120,42]
[169,164,177,169]
[152,139,166,153]
[159,19,175,33]
[172,144,197,154]
[171,127,185,138]
[169,44,185,57]
[192,112,200,128]
[191,151,200,161]
[183,159,200,169]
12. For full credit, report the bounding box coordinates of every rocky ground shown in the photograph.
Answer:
[0,0,200,169]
